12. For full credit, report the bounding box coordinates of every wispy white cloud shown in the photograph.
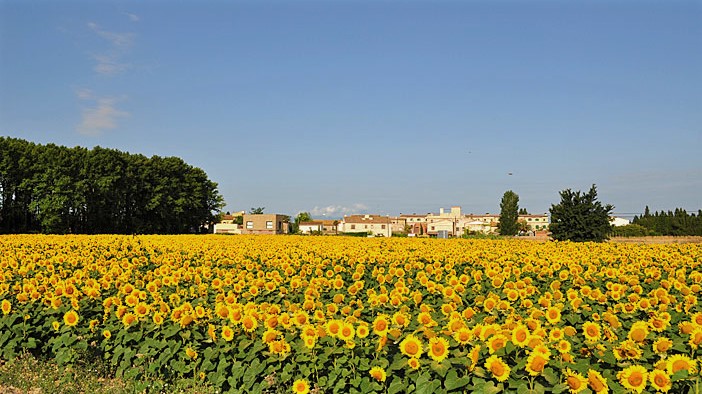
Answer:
[309,204,369,217]
[87,22,135,75]
[125,12,140,23]
[88,22,135,48]
[76,90,129,136]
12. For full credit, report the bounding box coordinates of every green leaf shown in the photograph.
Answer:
[671,369,689,381]
[388,354,407,371]
[601,350,617,365]
[542,367,559,385]
[551,383,570,394]
[444,368,470,391]
[388,377,404,394]
[333,378,347,392]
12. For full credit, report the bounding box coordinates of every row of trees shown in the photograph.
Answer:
[631,207,702,236]
[0,137,224,234]
[498,185,614,242]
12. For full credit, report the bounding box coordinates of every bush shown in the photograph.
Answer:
[612,224,658,237]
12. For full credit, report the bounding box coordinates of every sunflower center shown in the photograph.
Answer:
[672,360,688,373]
[432,343,445,355]
[628,373,643,386]
[654,374,668,387]
[567,376,581,389]
[490,362,505,376]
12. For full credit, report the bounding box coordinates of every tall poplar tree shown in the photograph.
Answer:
[498,190,519,236]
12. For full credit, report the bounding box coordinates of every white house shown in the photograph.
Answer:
[299,221,324,234]
[610,217,630,227]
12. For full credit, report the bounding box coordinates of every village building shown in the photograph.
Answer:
[341,214,392,237]
[241,214,289,235]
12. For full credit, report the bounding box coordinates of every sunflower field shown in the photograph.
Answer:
[0,235,701,393]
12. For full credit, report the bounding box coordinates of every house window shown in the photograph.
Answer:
[266,221,273,229]
[351,224,356,230]
[381,225,386,229]
[246,221,253,229]
[431,226,435,231]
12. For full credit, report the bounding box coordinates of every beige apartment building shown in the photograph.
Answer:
[341,214,392,237]
[241,214,289,235]
[519,214,550,231]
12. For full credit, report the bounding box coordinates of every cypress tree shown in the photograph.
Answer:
[498,190,520,236]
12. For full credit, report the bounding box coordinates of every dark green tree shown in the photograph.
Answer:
[292,211,312,234]
[0,137,224,234]
[518,208,528,215]
[549,184,613,242]
[250,207,265,214]
[498,190,520,236]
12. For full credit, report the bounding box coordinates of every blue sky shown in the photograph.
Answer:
[1,1,700,219]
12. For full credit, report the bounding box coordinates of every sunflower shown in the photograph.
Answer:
[587,369,608,393]
[399,334,423,358]
[453,327,473,345]
[614,340,643,361]
[372,315,390,336]
[545,306,562,325]
[408,357,421,370]
[303,336,316,349]
[222,325,234,342]
[666,354,697,375]
[487,334,508,354]
[338,322,355,341]
[134,302,149,317]
[392,312,410,328]
[1,299,11,315]
[63,310,79,327]
[294,311,309,326]
[557,339,572,354]
[428,337,449,363]
[216,304,230,319]
[207,324,217,341]
[326,319,343,338]
[618,365,647,393]
[269,339,291,355]
[102,329,111,339]
[356,323,370,339]
[468,345,481,371]
[628,321,650,343]
[525,351,549,376]
[185,347,198,360]
[417,312,435,327]
[241,314,258,333]
[511,324,530,347]
[369,366,387,382]
[125,294,138,307]
[564,368,588,394]
[484,355,510,382]
[653,337,673,354]
[549,328,564,342]
[291,379,310,394]
[648,369,671,393]
[582,322,602,342]
[688,327,702,349]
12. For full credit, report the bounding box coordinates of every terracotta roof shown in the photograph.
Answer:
[343,215,392,224]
